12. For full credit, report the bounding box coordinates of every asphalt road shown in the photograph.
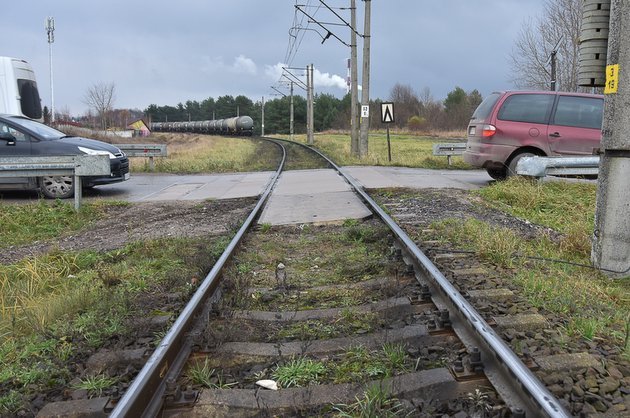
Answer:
[0,168,492,204]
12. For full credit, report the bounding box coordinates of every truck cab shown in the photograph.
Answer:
[0,57,43,121]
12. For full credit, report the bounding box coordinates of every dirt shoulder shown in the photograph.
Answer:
[2,197,257,265]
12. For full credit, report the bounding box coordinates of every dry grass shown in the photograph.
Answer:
[274,133,471,169]
[130,134,278,173]
[432,179,629,352]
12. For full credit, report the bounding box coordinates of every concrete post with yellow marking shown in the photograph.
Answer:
[591,0,630,276]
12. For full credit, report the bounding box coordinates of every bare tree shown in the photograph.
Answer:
[83,82,116,129]
[388,83,422,129]
[509,0,582,92]
[418,87,444,130]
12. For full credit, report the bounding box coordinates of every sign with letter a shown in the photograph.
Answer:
[381,102,395,124]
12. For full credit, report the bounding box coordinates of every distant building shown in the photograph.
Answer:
[127,119,151,137]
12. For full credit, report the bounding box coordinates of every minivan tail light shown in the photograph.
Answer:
[482,124,496,137]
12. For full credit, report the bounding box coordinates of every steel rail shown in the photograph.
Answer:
[110,141,287,417]
[293,142,570,417]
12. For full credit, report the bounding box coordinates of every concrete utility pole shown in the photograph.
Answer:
[45,17,55,123]
[592,0,630,277]
[358,0,371,157]
[261,96,265,137]
[290,81,294,140]
[307,64,315,145]
[350,0,359,156]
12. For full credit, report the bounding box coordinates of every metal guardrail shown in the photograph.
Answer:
[516,156,600,178]
[432,143,466,165]
[0,155,110,210]
[118,144,168,171]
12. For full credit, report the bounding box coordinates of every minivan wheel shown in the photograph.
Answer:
[486,167,507,180]
[507,152,537,177]
[39,176,74,199]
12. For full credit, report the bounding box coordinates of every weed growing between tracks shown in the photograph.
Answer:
[222,220,397,312]
[430,178,629,357]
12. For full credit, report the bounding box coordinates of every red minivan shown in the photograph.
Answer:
[463,91,604,179]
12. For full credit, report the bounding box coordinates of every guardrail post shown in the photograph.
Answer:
[74,175,82,211]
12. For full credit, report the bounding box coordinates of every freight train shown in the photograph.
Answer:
[150,115,254,136]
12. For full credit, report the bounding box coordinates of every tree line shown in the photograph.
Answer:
[143,84,483,135]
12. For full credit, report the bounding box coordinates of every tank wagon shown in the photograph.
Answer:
[151,115,254,136]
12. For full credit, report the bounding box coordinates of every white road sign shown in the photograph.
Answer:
[361,105,369,118]
[381,102,395,123]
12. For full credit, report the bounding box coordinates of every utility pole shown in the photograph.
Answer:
[290,81,294,140]
[45,17,55,123]
[550,50,557,91]
[261,96,265,137]
[307,64,314,145]
[590,0,630,277]
[350,0,359,156]
[359,0,371,157]
[306,65,311,143]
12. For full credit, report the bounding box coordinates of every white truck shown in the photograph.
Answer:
[0,56,43,121]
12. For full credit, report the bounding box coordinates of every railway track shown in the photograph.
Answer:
[35,138,627,417]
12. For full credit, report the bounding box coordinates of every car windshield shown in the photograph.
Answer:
[7,116,66,140]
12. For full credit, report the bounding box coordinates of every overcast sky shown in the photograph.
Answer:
[2,0,545,116]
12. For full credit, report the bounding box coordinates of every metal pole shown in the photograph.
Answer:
[359,0,371,157]
[350,0,359,156]
[261,96,265,137]
[550,51,557,91]
[46,17,55,123]
[592,0,630,277]
[290,81,294,140]
[386,125,391,162]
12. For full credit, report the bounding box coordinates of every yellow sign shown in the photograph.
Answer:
[604,64,619,94]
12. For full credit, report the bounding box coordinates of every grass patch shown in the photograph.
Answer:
[0,200,119,248]
[332,385,411,417]
[431,179,629,355]
[0,235,230,410]
[274,133,471,169]
[185,357,237,389]
[275,310,381,341]
[72,374,118,398]
[222,222,402,314]
[131,134,278,173]
[271,344,413,389]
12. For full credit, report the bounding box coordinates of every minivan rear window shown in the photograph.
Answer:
[471,92,500,121]
[552,95,603,129]
[497,94,554,124]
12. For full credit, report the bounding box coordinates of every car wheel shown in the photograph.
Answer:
[39,176,74,199]
[507,152,537,177]
[486,167,507,180]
